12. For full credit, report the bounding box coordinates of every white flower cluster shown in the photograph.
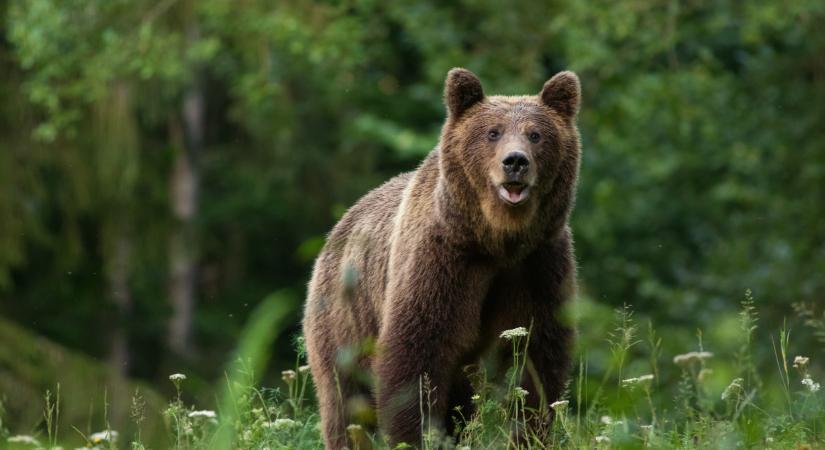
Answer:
[7,435,39,445]
[792,355,819,393]
[802,376,821,393]
[721,377,744,400]
[513,387,529,399]
[89,430,119,444]
[188,410,218,419]
[499,327,528,340]
[262,418,302,431]
[169,373,187,381]
[272,418,300,430]
[281,370,297,382]
[599,415,624,427]
[621,374,654,388]
[673,351,713,365]
[550,399,569,410]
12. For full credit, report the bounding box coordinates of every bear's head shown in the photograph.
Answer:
[438,68,581,235]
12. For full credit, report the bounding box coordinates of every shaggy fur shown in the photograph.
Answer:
[303,68,582,449]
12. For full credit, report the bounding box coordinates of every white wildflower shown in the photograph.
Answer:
[793,356,810,368]
[346,424,362,432]
[600,415,613,425]
[721,378,744,400]
[621,374,654,388]
[673,351,714,365]
[550,400,569,410]
[89,430,119,444]
[273,418,300,430]
[298,365,311,374]
[471,394,481,402]
[281,370,297,382]
[514,387,529,399]
[802,376,821,393]
[188,410,217,419]
[499,327,528,340]
[595,435,610,443]
[169,373,187,381]
[7,435,39,445]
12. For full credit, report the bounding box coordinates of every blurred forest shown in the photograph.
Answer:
[1,0,824,445]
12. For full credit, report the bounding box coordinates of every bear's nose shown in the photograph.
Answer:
[502,151,530,176]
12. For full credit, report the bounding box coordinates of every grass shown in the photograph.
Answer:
[2,291,824,449]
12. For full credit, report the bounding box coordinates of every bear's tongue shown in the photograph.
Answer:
[499,183,528,204]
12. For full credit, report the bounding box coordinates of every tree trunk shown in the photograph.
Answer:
[107,228,131,429]
[97,80,139,428]
[167,15,204,357]
[108,231,132,374]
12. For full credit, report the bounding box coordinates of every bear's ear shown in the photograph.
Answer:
[540,71,581,120]
[444,68,485,119]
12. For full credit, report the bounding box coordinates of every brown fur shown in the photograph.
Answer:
[303,68,582,449]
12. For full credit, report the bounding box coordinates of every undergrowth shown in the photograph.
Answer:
[3,291,823,449]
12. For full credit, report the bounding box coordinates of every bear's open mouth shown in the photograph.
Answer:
[498,182,530,206]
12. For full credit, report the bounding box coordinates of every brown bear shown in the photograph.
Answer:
[303,67,581,449]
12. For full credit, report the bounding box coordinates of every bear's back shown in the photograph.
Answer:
[305,170,416,340]
[326,171,414,255]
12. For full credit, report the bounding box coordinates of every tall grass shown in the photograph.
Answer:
[3,291,824,449]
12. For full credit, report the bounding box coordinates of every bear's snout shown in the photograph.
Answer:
[496,151,533,206]
[502,151,530,178]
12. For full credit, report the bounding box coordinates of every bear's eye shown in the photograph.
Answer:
[487,129,502,141]
[528,132,541,143]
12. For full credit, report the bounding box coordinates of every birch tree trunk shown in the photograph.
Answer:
[167,11,203,357]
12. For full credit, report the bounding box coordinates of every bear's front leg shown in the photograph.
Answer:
[518,235,576,435]
[485,232,576,441]
[521,301,574,429]
[375,244,490,448]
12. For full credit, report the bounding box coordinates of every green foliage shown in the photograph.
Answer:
[0,317,168,448]
[1,0,825,447]
[4,300,822,449]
